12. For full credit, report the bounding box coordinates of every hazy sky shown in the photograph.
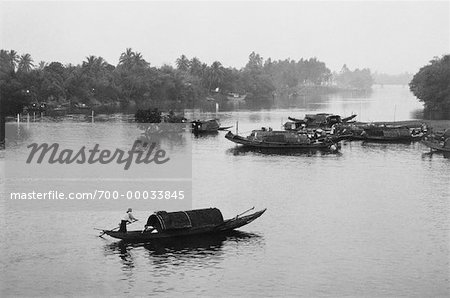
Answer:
[1,1,449,74]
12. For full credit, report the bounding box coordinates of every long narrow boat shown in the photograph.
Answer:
[225,130,339,150]
[191,119,221,133]
[101,207,266,243]
[354,125,424,142]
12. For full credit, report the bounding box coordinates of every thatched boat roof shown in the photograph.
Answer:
[146,208,224,232]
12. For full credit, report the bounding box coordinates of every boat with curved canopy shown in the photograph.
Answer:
[99,207,266,243]
[225,130,339,150]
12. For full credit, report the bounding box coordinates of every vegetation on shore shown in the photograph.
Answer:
[1,49,373,116]
[410,55,450,120]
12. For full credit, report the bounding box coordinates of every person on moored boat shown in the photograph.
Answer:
[119,208,138,233]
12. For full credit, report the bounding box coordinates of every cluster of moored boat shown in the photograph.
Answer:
[190,113,449,153]
[224,113,432,151]
[99,112,449,243]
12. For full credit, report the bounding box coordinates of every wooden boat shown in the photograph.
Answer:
[227,93,247,102]
[191,119,232,134]
[354,125,424,142]
[191,119,220,133]
[285,113,357,131]
[225,130,339,150]
[100,207,266,243]
[334,121,427,141]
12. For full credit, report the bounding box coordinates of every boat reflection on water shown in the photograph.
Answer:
[192,130,219,138]
[103,231,263,267]
[5,123,32,149]
[359,141,421,153]
[226,146,342,157]
[421,150,450,159]
[136,123,188,149]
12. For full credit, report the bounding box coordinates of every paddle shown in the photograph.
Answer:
[235,206,255,219]
[98,219,138,237]
[213,206,255,231]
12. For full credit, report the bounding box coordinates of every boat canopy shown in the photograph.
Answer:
[191,119,220,131]
[250,130,311,144]
[146,208,224,232]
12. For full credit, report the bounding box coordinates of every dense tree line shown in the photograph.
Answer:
[333,64,373,90]
[1,49,373,116]
[410,55,450,119]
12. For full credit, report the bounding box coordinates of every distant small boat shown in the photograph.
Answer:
[45,105,68,116]
[225,130,339,150]
[73,103,91,110]
[227,93,247,102]
[100,207,266,243]
[191,119,221,133]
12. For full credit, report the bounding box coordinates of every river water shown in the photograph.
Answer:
[1,85,449,297]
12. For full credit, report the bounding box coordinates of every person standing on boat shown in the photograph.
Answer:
[119,208,138,233]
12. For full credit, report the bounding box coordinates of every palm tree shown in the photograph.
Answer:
[37,61,47,70]
[17,53,34,72]
[189,57,202,76]
[133,52,149,68]
[83,55,108,71]
[176,55,190,71]
[0,50,10,74]
[0,50,19,73]
[208,61,225,91]
[83,55,96,68]
[119,48,135,66]
[8,50,19,71]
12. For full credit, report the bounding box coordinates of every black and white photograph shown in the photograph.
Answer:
[1,1,449,297]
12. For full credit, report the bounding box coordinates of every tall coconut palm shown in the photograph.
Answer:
[0,50,10,74]
[189,57,202,76]
[0,50,19,73]
[37,61,47,70]
[8,50,19,71]
[82,55,97,68]
[208,61,225,91]
[17,53,34,72]
[133,52,149,68]
[83,55,108,71]
[119,48,135,66]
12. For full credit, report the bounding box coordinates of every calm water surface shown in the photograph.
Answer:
[1,85,449,297]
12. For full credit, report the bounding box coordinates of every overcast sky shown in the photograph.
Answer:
[1,1,449,74]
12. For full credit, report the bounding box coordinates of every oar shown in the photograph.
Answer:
[213,207,255,231]
[235,206,255,218]
[98,220,138,237]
